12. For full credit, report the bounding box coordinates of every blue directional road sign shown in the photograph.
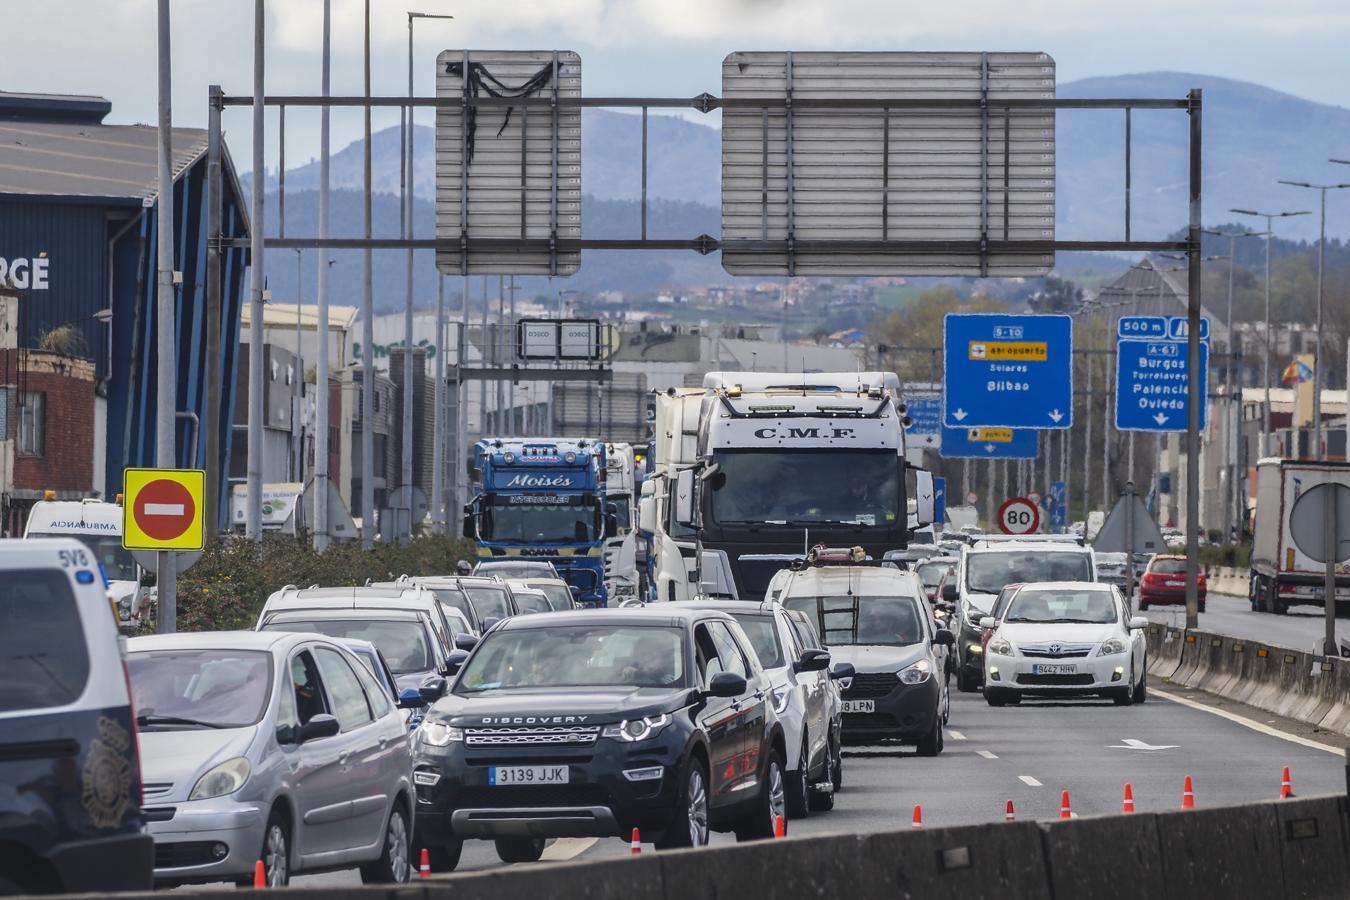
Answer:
[939,426,1040,460]
[1048,480,1066,533]
[904,391,942,449]
[943,314,1074,429]
[1114,315,1209,433]
[933,477,946,525]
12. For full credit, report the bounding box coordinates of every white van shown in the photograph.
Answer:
[23,498,146,623]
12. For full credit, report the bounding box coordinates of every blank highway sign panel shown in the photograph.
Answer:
[721,51,1056,276]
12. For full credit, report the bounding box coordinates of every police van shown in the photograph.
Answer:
[0,538,153,894]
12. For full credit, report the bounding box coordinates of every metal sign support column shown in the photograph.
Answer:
[1184,89,1204,630]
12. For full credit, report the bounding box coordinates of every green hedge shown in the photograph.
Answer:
[172,534,478,633]
[1161,542,1250,569]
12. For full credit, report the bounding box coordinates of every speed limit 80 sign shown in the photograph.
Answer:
[998,497,1040,535]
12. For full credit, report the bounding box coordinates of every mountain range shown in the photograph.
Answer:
[249,71,1350,312]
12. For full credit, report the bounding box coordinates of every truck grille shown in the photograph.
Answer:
[465,726,601,747]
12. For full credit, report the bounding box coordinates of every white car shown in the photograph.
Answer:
[980,581,1148,707]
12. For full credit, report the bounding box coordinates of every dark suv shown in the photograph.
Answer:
[411,607,787,867]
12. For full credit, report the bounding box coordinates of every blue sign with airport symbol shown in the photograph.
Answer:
[943,314,1074,429]
[939,426,1040,460]
[1114,315,1209,433]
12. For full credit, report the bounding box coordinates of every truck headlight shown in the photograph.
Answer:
[418,721,464,746]
[898,659,932,685]
[602,714,671,742]
[988,637,1013,656]
[189,757,251,801]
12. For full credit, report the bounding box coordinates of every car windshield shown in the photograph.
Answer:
[475,562,555,578]
[29,533,138,582]
[482,498,596,543]
[456,625,687,691]
[708,450,899,527]
[915,561,952,588]
[128,649,272,730]
[0,569,91,713]
[1151,559,1187,574]
[514,592,552,615]
[427,587,476,623]
[731,614,785,669]
[465,586,511,621]
[1005,589,1118,624]
[534,584,574,611]
[784,595,925,647]
[966,551,1093,594]
[262,619,433,674]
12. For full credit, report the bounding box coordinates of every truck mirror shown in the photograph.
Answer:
[638,495,657,534]
[913,470,935,527]
[675,469,696,528]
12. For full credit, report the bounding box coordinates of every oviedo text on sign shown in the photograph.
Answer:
[943,314,1073,429]
[1114,315,1209,433]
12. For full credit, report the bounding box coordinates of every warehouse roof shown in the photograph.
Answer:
[0,91,211,203]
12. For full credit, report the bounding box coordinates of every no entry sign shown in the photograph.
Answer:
[998,497,1041,535]
[123,468,206,551]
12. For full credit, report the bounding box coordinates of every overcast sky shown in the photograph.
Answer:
[4,0,1350,170]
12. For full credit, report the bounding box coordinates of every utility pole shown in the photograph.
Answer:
[293,248,304,483]
[360,0,375,548]
[313,0,332,551]
[246,0,266,546]
[432,274,445,532]
[156,0,179,631]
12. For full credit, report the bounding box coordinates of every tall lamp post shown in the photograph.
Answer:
[1276,181,1350,459]
[1230,208,1310,459]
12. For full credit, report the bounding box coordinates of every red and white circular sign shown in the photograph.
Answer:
[133,479,197,542]
[998,497,1040,535]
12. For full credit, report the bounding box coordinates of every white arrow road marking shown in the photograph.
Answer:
[1018,775,1042,787]
[1153,413,1169,425]
[976,750,999,759]
[953,408,968,421]
[1108,738,1179,751]
[1048,409,1064,423]
[144,503,186,517]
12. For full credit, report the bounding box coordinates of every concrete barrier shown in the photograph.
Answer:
[860,821,1050,900]
[1154,799,1284,899]
[1273,795,1350,899]
[1039,813,1166,899]
[657,832,877,900]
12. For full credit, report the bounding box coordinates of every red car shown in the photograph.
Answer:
[1139,555,1206,613]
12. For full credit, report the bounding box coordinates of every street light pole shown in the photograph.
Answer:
[1278,181,1350,459]
[313,0,331,551]
[361,0,375,548]
[156,0,179,631]
[1231,208,1311,460]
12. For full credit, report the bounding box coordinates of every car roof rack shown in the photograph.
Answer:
[970,534,1085,548]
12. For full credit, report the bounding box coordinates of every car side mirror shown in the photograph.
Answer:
[398,688,426,709]
[933,628,956,647]
[941,583,958,603]
[455,633,479,651]
[793,648,831,673]
[444,650,470,676]
[978,616,995,630]
[707,671,747,698]
[1128,616,1149,630]
[481,617,501,632]
[297,713,340,744]
[420,677,449,704]
[829,662,856,681]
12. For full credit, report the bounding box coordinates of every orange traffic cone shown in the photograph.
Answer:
[1281,766,1294,799]
[774,814,786,838]
[1004,800,1015,822]
[1122,783,1135,814]
[253,860,266,888]
[419,847,431,878]
[911,804,923,829]
[1181,775,1195,810]
[1060,790,1072,819]
[630,827,641,854]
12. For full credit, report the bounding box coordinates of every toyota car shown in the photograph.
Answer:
[410,608,787,868]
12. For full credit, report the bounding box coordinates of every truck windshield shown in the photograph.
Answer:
[709,450,899,527]
[609,495,632,530]
[482,498,596,543]
[29,532,138,581]
[965,552,1093,594]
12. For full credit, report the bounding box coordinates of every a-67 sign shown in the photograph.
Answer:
[998,497,1040,535]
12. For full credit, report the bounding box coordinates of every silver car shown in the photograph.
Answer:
[127,631,417,887]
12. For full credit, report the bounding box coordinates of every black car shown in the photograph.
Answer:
[411,607,787,867]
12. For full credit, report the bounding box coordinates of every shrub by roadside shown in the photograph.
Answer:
[172,533,477,632]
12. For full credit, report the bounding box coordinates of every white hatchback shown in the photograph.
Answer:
[981,582,1148,706]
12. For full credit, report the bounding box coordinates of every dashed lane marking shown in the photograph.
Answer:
[1018,775,1042,787]
[541,838,598,861]
[1152,687,1345,757]
[947,730,967,740]
[976,750,999,759]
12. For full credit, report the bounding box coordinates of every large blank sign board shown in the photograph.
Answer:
[436,50,582,275]
[721,51,1055,277]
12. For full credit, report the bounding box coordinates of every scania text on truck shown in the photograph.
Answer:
[463,438,617,607]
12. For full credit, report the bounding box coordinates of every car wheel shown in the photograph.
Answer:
[1198,601,1206,614]
[915,715,944,757]
[494,837,546,864]
[1133,666,1148,704]
[259,809,290,887]
[1138,599,1149,611]
[418,839,464,873]
[655,757,710,849]
[1111,685,1134,706]
[985,687,1006,707]
[808,738,836,812]
[786,740,810,819]
[735,751,786,842]
[830,730,843,791]
[360,803,412,884]
[955,667,976,693]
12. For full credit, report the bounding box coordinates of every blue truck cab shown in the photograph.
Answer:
[463,438,616,607]
[0,538,154,894]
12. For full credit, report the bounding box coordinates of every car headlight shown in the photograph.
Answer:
[418,721,465,747]
[771,686,792,715]
[988,637,1013,656]
[1100,638,1128,655]
[189,756,251,801]
[898,658,932,685]
[602,714,671,742]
